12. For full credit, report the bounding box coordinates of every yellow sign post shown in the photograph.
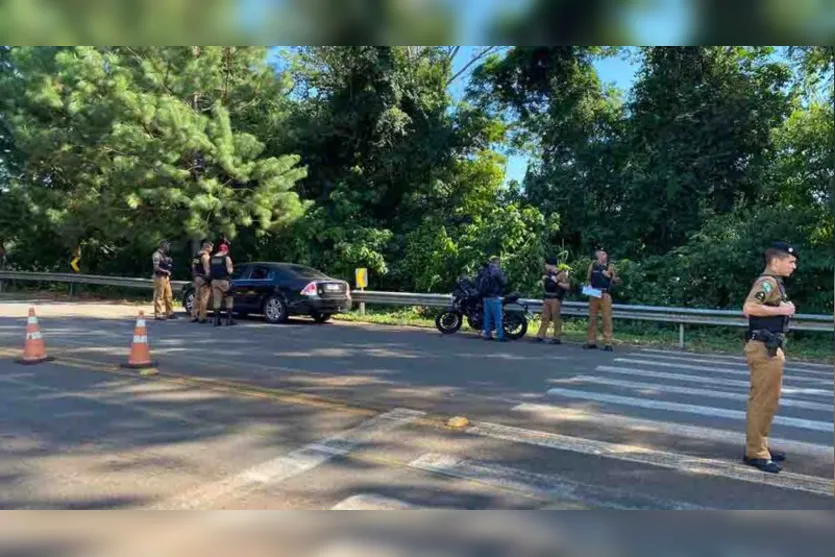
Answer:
[69,246,81,297]
[355,268,368,289]
[355,268,368,315]
[70,246,81,273]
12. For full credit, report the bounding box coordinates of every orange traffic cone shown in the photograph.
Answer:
[16,307,54,365]
[121,311,157,372]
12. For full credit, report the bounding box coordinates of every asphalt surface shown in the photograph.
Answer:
[0,301,832,510]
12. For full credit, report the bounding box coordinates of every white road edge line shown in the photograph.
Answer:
[145,408,426,510]
[466,422,834,497]
[511,403,834,459]
[408,453,709,510]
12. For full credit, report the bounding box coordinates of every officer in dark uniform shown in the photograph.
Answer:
[190,239,213,323]
[741,241,798,474]
[536,258,571,344]
[210,241,235,327]
[585,248,618,351]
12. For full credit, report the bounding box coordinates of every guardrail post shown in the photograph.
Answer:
[679,323,685,349]
[359,287,365,316]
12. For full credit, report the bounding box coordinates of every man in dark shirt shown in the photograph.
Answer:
[479,256,507,341]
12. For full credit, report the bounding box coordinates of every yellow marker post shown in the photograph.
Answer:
[355,268,368,316]
[69,246,81,296]
[70,246,81,273]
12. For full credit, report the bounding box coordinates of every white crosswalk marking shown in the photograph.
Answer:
[614,358,831,383]
[539,349,834,476]
[595,366,834,398]
[550,375,832,412]
[464,423,833,497]
[331,494,421,510]
[631,351,834,377]
[510,403,833,459]
[545,387,833,432]
[639,348,833,369]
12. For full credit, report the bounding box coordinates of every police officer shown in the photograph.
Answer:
[741,241,798,474]
[585,248,617,351]
[152,240,176,320]
[210,241,235,327]
[190,239,213,323]
[536,258,571,344]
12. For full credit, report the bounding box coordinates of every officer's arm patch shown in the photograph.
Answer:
[755,291,766,302]
[761,281,773,294]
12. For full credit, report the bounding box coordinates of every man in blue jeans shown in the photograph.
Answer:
[479,256,507,341]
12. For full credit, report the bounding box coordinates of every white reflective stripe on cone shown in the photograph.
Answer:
[27,317,38,324]
[133,335,148,344]
[26,332,43,340]
[137,320,146,327]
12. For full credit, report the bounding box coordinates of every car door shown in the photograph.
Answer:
[229,264,253,310]
[241,265,275,310]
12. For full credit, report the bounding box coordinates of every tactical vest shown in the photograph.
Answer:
[191,251,207,278]
[155,251,172,276]
[589,263,612,290]
[544,272,567,300]
[210,255,230,280]
[748,274,790,334]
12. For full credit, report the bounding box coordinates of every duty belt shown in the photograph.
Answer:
[746,329,785,358]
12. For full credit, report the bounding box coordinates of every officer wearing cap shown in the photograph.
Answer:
[151,240,176,320]
[190,238,213,323]
[535,257,571,344]
[741,241,798,474]
[585,248,618,351]
[210,239,235,327]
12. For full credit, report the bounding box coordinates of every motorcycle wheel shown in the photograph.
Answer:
[435,311,463,334]
[503,313,528,340]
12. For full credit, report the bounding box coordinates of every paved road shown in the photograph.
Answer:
[0,302,832,510]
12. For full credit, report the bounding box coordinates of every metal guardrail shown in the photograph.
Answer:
[0,270,189,291]
[351,291,833,333]
[1,271,832,346]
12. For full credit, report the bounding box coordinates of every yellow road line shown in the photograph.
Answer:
[0,346,586,509]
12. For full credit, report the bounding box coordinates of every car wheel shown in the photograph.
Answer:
[263,295,288,324]
[312,312,332,324]
[182,290,194,316]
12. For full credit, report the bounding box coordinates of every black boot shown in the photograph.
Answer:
[225,308,235,326]
[213,310,222,327]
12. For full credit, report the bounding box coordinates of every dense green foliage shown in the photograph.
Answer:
[1,46,832,313]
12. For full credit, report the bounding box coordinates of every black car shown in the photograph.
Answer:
[181,262,352,324]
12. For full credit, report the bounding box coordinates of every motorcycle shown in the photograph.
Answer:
[435,276,530,340]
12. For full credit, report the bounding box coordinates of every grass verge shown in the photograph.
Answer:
[335,306,834,364]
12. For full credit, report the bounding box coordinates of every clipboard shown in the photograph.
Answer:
[582,285,602,299]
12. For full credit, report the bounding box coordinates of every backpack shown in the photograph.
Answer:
[475,266,493,295]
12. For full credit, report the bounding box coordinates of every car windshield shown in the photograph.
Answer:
[280,264,330,280]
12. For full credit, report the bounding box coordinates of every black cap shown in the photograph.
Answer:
[545,257,558,265]
[770,241,798,258]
